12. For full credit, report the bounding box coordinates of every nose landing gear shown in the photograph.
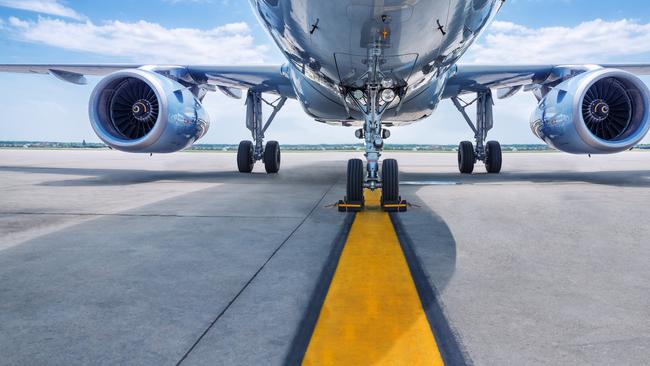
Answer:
[337,70,407,210]
[380,158,407,212]
[339,157,407,213]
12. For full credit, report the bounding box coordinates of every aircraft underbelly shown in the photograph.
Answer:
[284,0,450,88]
[252,0,502,122]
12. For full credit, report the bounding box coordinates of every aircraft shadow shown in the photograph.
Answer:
[394,190,458,292]
[0,161,343,187]
[401,170,650,188]
[390,194,468,364]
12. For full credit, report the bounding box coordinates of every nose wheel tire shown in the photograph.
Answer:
[263,141,281,173]
[346,159,364,203]
[237,140,255,173]
[485,140,502,174]
[381,159,399,203]
[458,141,476,174]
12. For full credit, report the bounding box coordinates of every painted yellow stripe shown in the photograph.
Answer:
[303,190,444,366]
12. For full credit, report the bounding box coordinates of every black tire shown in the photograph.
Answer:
[485,140,502,174]
[346,159,364,202]
[263,141,281,174]
[237,140,254,173]
[458,141,475,174]
[382,159,399,203]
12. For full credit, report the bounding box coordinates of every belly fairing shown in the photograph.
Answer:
[288,63,452,125]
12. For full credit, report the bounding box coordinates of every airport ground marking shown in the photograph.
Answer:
[302,190,444,365]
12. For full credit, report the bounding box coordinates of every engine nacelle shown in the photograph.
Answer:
[530,68,650,154]
[89,69,210,153]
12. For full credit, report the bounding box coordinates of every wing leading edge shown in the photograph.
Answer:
[0,64,295,98]
[444,64,650,99]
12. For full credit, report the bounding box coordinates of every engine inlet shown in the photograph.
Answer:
[581,78,632,141]
[109,78,159,140]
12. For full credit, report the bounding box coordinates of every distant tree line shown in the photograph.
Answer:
[2,141,650,152]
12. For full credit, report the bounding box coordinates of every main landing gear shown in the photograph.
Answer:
[452,90,503,174]
[237,90,287,174]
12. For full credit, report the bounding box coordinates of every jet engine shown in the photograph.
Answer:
[89,69,210,153]
[530,68,650,154]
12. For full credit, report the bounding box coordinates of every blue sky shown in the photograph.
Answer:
[502,1,650,27]
[1,0,650,144]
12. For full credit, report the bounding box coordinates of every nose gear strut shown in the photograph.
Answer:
[338,45,407,212]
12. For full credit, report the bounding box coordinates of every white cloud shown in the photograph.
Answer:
[0,0,84,21]
[466,19,650,64]
[8,16,29,28]
[2,17,270,64]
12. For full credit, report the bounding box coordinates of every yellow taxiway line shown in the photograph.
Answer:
[303,190,444,365]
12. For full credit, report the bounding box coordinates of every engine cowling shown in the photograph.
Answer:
[530,68,650,154]
[89,69,210,153]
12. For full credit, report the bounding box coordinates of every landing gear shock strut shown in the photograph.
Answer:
[452,90,503,174]
[237,90,287,174]
[362,79,383,190]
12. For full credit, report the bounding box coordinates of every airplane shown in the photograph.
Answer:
[2,0,650,209]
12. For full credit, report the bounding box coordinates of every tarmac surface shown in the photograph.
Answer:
[1,149,649,365]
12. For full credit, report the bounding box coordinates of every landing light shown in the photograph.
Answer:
[381,89,396,103]
[381,79,394,88]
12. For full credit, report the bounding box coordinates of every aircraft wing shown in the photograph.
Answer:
[0,64,295,98]
[444,64,650,99]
